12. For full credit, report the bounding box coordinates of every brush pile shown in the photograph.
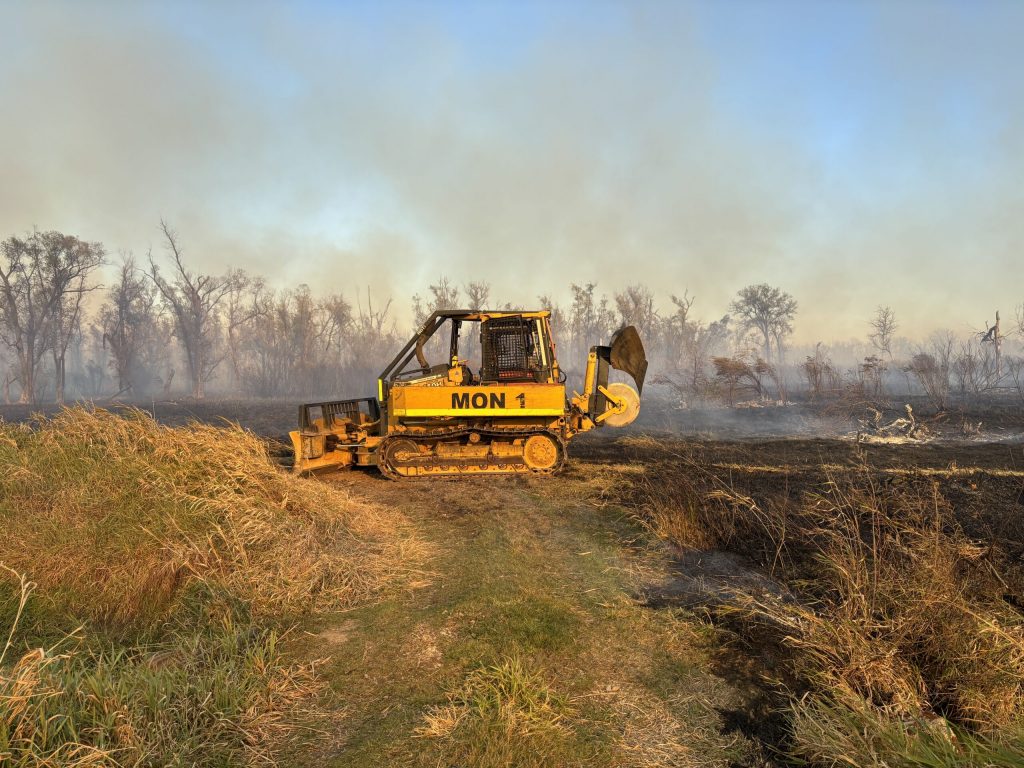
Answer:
[856,403,931,443]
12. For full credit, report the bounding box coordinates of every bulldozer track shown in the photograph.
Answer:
[378,427,567,480]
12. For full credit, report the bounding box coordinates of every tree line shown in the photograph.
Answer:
[2,224,1019,408]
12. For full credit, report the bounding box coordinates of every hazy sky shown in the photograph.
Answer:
[1,0,1022,342]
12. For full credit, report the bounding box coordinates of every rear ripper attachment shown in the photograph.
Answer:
[290,310,647,478]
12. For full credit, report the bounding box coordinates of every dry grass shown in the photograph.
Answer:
[624,439,1024,766]
[0,407,429,766]
[606,683,695,767]
[0,407,426,629]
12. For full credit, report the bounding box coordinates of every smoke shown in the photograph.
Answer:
[1,1,1022,341]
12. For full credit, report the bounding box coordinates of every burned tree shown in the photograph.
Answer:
[979,310,1002,379]
[317,292,354,393]
[803,343,840,400]
[713,354,768,406]
[0,231,104,403]
[347,289,397,392]
[412,276,461,365]
[729,283,797,363]
[44,234,105,403]
[234,289,295,397]
[537,293,566,336]
[0,351,15,404]
[859,355,887,398]
[869,305,898,359]
[147,221,230,399]
[906,332,955,411]
[657,293,730,402]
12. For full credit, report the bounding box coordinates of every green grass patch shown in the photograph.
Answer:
[417,656,606,768]
[457,592,580,656]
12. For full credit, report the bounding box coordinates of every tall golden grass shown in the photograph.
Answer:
[0,407,428,766]
[0,407,425,627]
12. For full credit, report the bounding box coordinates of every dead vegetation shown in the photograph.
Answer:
[619,437,1024,766]
[856,403,931,443]
[0,406,429,766]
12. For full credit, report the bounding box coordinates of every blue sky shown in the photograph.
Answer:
[1,0,1021,341]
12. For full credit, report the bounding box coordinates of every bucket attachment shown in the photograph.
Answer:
[609,326,648,394]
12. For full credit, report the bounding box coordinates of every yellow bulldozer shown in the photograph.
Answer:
[290,309,647,478]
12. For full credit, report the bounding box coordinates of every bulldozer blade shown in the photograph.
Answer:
[609,325,648,395]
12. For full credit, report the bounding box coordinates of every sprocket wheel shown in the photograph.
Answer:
[523,434,560,472]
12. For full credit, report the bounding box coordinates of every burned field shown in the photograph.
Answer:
[2,398,1023,766]
[597,431,1024,765]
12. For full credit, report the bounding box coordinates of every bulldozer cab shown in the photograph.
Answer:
[480,315,557,384]
[380,310,559,395]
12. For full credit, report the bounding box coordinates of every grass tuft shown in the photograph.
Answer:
[417,656,579,767]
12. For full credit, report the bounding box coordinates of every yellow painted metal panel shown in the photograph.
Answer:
[392,384,565,417]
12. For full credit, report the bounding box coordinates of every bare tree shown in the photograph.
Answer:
[859,355,886,398]
[464,281,491,311]
[412,276,460,325]
[459,281,491,364]
[100,255,162,396]
[869,306,898,359]
[669,292,694,327]
[906,331,955,411]
[1007,356,1024,406]
[147,221,230,399]
[44,234,105,403]
[0,231,104,403]
[319,294,353,355]
[223,269,269,389]
[729,284,797,363]
[78,324,109,398]
[0,351,15,404]
[803,343,840,400]
[951,337,996,405]
[537,293,566,337]
[979,310,1002,379]
[614,284,657,340]
[235,289,293,397]
[657,292,729,402]
[412,276,461,365]
[568,282,616,373]
[661,293,696,378]
[348,289,397,392]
